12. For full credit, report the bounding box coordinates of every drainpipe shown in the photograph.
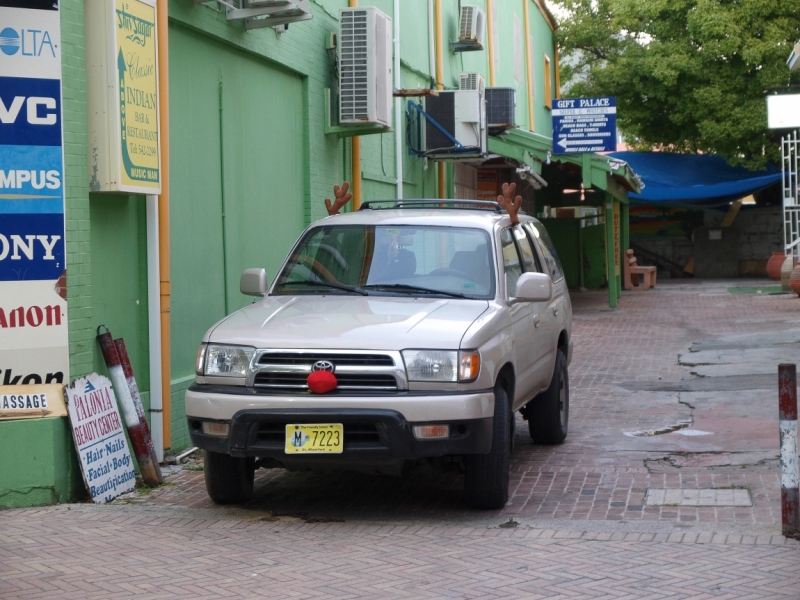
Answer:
[146,197,163,462]
[428,0,436,83]
[434,0,445,199]
[522,0,534,131]
[157,0,172,449]
[486,0,496,86]
[394,0,403,199]
[349,0,362,209]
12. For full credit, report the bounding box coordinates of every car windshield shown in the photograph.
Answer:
[274,224,495,299]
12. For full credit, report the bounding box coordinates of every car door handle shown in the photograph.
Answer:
[533,314,541,328]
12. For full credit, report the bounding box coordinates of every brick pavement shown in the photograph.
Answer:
[3,280,800,598]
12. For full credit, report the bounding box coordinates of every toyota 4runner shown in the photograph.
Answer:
[187,199,572,509]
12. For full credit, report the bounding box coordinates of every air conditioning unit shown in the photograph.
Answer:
[485,87,516,134]
[457,6,485,50]
[224,0,313,29]
[424,90,487,160]
[459,72,486,96]
[338,7,393,128]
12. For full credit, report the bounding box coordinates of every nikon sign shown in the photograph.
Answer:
[86,0,161,194]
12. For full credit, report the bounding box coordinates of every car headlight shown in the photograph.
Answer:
[202,344,255,377]
[402,350,480,382]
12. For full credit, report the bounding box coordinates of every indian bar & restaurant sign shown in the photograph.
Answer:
[86,0,161,194]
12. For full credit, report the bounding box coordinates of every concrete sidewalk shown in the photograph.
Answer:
[2,279,800,598]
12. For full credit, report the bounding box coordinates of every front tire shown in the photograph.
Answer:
[528,350,569,445]
[203,450,255,504]
[463,384,511,509]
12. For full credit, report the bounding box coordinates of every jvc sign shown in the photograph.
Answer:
[552,97,617,154]
[0,76,61,146]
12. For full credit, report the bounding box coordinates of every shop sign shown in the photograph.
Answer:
[66,373,136,503]
[552,97,617,154]
[477,170,499,201]
[0,383,67,420]
[86,0,161,194]
[0,2,69,385]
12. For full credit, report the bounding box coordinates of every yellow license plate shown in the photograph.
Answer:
[285,424,343,454]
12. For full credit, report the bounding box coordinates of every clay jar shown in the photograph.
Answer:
[791,263,800,297]
[767,252,786,280]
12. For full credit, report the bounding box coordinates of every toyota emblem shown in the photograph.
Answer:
[312,360,335,373]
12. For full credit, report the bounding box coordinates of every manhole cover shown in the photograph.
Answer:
[645,488,752,507]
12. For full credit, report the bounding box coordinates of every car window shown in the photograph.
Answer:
[500,227,523,296]
[524,221,563,282]
[274,224,495,298]
[513,225,542,273]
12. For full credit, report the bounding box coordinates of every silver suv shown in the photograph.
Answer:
[187,200,572,509]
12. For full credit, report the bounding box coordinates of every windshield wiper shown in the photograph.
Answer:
[363,283,469,299]
[280,280,369,295]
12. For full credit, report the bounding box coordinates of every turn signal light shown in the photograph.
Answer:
[459,351,481,381]
[202,422,230,437]
[413,424,450,439]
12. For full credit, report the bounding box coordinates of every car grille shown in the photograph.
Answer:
[257,353,394,367]
[253,372,397,391]
[251,351,401,393]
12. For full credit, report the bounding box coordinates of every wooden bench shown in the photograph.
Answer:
[623,249,657,291]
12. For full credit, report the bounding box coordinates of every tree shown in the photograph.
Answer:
[552,0,800,167]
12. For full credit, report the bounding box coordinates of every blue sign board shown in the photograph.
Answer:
[551,97,617,154]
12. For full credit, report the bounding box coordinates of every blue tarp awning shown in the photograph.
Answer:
[607,152,781,206]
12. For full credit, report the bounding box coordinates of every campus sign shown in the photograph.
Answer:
[0,1,69,387]
[86,0,161,194]
[552,97,617,154]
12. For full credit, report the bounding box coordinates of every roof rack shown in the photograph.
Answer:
[359,199,503,212]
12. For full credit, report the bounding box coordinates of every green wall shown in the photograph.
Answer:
[60,0,559,452]
[0,418,86,508]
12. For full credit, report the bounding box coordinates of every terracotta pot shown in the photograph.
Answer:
[791,264,800,297]
[767,252,786,280]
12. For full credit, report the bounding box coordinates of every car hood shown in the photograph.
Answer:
[207,295,490,350]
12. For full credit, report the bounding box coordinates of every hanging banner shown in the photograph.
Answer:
[66,373,137,503]
[0,1,69,387]
[86,0,161,194]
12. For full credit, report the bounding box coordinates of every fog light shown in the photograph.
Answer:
[413,424,450,439]
[202,422,230,437]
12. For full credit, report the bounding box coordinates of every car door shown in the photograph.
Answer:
[524,220,567,374]
[501,226,550,407]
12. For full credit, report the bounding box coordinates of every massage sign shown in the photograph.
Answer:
[66,373,136,503]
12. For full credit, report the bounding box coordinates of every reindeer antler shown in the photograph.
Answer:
[497,182,523,225]
[324,181,353,216]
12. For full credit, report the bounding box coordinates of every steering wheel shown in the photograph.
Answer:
[289,254,339,283]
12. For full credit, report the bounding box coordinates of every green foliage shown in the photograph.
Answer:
[553,0,800,167]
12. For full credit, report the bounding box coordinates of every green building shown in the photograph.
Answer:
[1,0,640,506]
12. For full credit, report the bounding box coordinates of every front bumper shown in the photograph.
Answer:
[185,384,495,461]
[188,408,493,460]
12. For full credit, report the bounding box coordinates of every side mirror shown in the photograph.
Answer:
[513,272,552,303]
[240,268,268,297]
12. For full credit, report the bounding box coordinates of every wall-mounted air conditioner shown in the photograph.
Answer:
[424,90,487,160]
[221,0,313,29]
[339,7,393,128]
[459,72,486,96]
[453,6,485,51]
[485,87,516,134]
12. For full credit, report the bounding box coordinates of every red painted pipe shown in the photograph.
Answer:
[97,328,162,487]
[115,338,163,485]
[779,364,798,536]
